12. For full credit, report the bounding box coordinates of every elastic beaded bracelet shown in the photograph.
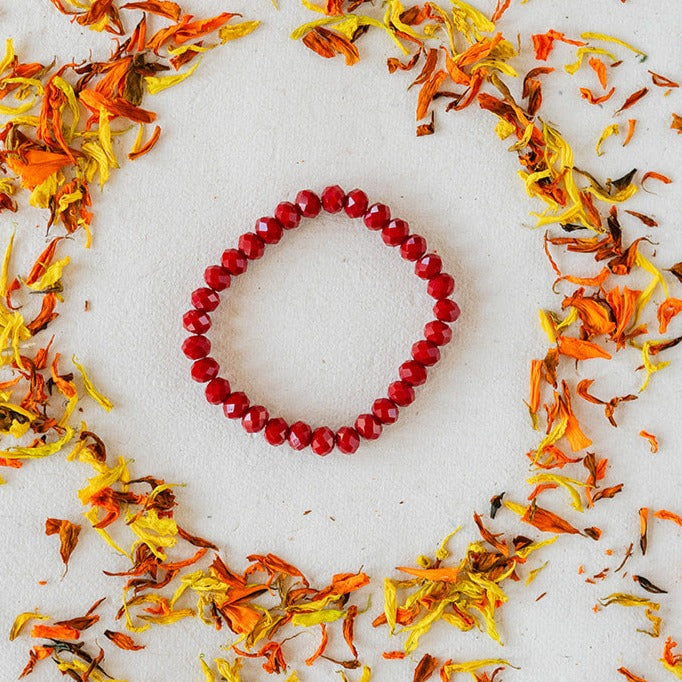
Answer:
[182,186,460,456]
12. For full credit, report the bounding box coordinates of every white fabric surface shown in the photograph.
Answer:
[1,1,681,680]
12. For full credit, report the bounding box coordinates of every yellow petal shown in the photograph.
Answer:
[595,123,619,157]
[508,123,534,152]
[72,356,114,411]
[24,257,70,292]
[0,98,36,116]
[442,658,513,677]
[84,507,131,558]
[564,47,617,75]
[53,76,80,141]
[139,608,194,625]
[383,578,398,635]
[0,425,74,459]
[79,456,129,504]
[495,118,515,140]
[29,172,61,209]
[128,509,178,560]
[515,535,557,559]
[436,527,461,560]
[145,59,202,95]
[0,39,15,75]
[290,609,346,627]
[9,612,49,640]
[199,656,215,682]
[219,21,260,43]
[81,141,111,189]
[215,657,243,682]
[639,340,670,392]
[527,473,586,512]
[538,309,557,343]
[580,32,646,58]
[1,229,15,297]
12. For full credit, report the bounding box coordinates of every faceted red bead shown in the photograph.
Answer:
[372,398,399,425]
[411,340,440,366]
[191,287,220,312]
[275,201,301,229]
[363,203,391,230]
[336,427,360,454]
[182,335,211,360]
[388,380,415,406]
[265,418,289,446]
[204,265,231,291]
[238,232,265,259]
[321,185,346,213]
[415,253,442,280]
[427,273,455,299]
[311,426,335,456]
[434,299,461,323]
[355,414,382,440]
[344,189,369,218]
[295,189,322,218]
[205,378,231,405]
[183,309,211,334]
[400,234,427,261]
[399,360,427,386]
[242,405,269,433]
[425,320,452,346]
[288,421,312,450]
[255,217,283,245]
[223,392,250,419]
[382,218,409,246]
[221,249,248,275]
[191,357,219,383]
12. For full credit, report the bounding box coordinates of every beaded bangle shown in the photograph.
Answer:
[182,186,460,456]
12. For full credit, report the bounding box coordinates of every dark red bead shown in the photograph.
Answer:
[242,405,269,433]
[205,378,231,405]
[415,253,442,280]
[183,309,211,334]
[321,185,346,213]
[204,265,231,291]
[400,235,427,261]
[399,360,427,386]
[311,426,335,456]
[363,203,391,230]
[275,201,301,229]
[382,218,409,246]
[355,413,382,440]
[238,232,265,259]
[336,427,360,454]
[191,357,219,383]
[265,418,289,446]
[295,189,322,218]
[255,216,283,245]
[434,299,461,322]
[191,287,220,312]
[344,189,369,218]
[411,340,440,366]
[223,392,250,419]
[425,320,452,345]
[288,421,312,450]
[388,380,415,406]
[427,273,455,299]
[372,398,399,425]
[221,249,248,275]
[182,335,211,360]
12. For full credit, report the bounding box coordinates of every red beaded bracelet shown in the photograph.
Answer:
[182,186,460,456]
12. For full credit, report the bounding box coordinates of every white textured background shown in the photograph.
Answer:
[1,1,681,680]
